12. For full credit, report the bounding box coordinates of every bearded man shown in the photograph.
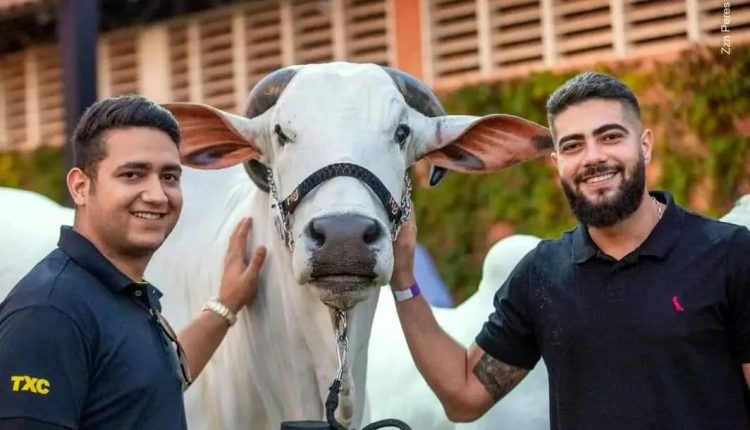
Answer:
[390,72,750,430]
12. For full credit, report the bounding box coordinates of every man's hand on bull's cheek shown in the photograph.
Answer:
[219,217,268,314]
[391,209,417,290]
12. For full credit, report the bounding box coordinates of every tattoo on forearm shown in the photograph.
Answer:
[472,353,529,401]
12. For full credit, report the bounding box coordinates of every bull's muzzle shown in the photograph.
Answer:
[307,214,382,307]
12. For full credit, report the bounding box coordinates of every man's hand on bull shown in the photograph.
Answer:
[391,209,417,291]
[178,217,267,382]
[219,217,268,314]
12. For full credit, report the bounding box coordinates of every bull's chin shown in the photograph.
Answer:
[310,275,377,310]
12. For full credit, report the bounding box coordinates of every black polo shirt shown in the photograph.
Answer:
[0,226,187,430]
[477,191,750,430]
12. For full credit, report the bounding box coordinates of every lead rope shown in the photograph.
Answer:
[326,310,411,430]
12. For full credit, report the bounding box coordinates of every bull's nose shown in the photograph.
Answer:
[308,214,382,250]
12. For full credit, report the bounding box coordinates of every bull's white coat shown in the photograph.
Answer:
[158,63,551,428]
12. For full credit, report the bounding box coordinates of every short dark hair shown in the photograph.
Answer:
[72,95,180,177]
[546,72,640,131]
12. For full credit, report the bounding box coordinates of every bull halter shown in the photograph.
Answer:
[266,162,413,250]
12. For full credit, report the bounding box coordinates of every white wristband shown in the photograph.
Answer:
[392,283,421,302]
[202,298,237,327]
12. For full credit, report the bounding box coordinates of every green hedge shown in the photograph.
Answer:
[0,147,66,203]
[2,44,748,301]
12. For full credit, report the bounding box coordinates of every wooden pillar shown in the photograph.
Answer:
[476,0,493,77]
[0,71,6,151]
[280,0,295,66]
[686,0,702,43]
[331,0,347,61]
[97,36,111,99]
[610,0,627,57]
[137,25,172,103]
[187,18,203,103]
[24,48,41,150]
[541,0,557,67]
[232,10,248,112]
[391,0,424,80]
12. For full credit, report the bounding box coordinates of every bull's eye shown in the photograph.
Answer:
[394,124,410,148]
[274,124,290,146]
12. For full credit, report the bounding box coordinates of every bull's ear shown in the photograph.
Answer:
[163,103,264,170]
[417,114,553,173]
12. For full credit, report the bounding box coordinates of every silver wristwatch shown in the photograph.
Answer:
[202,298,237,327]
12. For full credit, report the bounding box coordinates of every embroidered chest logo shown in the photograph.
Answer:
[9,375,50,395]
[672,296,685,312]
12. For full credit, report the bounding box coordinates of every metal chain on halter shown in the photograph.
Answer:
[333,309,349,381]
[268,170,295,249]
[323,308,412,430]
[392,175,413,241]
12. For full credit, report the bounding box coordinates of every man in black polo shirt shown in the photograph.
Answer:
[0,96,267,429]
[389,72,750,429]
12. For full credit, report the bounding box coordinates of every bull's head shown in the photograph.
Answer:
[165,62,551,309]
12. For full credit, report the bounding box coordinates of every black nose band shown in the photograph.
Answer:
[280,163,402,224]
[268,162,412,249]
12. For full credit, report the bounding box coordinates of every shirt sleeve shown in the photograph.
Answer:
[0,306,91,429]
[727,226,750,363]
[475,249,540,370]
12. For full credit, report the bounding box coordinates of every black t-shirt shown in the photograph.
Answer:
[0,227,187,430]
[476,191,750,430]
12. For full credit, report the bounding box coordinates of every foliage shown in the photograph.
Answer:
[2,45,748,302]
[0,146,67,204]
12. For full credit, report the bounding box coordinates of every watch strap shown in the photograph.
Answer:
[202,298,237,327]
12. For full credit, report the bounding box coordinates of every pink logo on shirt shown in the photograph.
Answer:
[672,296,685,312]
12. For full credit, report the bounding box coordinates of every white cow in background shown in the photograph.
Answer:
[0,187,74,284]
[721,194,750,228]
[367,235,549,430]
[0,62,555,430]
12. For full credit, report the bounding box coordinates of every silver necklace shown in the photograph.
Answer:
[651,195,663,220]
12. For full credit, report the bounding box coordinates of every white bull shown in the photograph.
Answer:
[0,62,554,430]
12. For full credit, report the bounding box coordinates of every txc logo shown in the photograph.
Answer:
[10,375,50,395]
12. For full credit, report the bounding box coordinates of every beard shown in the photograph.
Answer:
[561,154,646,228]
